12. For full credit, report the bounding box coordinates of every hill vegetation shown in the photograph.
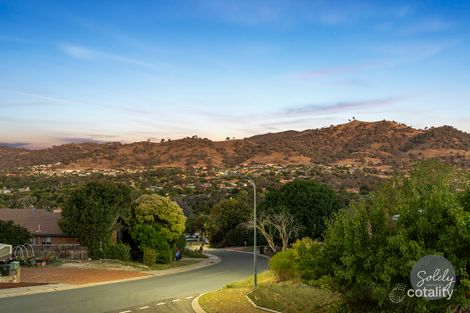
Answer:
[0,120,469,170]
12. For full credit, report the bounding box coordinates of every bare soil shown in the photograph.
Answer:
[20,267,148,285]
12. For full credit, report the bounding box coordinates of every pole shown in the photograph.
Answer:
[226,174,257,287]
[252,179,257,287]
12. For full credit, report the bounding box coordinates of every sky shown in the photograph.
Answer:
[0,0,469,149]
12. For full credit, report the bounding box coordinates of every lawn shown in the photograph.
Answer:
[199,271,340,313]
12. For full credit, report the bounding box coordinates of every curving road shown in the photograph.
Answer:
[0,250,268,313]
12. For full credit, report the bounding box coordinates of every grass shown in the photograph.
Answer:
[182,248,208,258]
[249,280,340,313]
[149,258,200,270]
[199,271,340,313]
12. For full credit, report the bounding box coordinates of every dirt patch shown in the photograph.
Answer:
[21,267,149,285]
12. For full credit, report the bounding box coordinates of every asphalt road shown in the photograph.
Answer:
[0,250,268,313]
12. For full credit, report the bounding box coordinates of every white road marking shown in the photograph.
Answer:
[119,311,132,313]
[138,306,149,310]
[156,302,165,306]
[171,299,181,302]
[185,296,194,299]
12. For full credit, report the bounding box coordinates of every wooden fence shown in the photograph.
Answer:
[32,244,89,260]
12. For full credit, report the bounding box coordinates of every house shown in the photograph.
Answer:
[0,208,79,245]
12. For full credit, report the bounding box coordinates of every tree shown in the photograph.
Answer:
[260,180,341,239]
[129,194,186,264]
[299,161,470,312]
[130,195,186,243]
[59,181,132,258]
[208,198,251,247]
[186,213,209,253]
[252,212,277,253]
[0,220,30,246]
[272,210,300,251]
[250,210,300,252]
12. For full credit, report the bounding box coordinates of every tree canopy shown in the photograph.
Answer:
[59,181,132,258]
[260,180,341,238]
[299,161,470,312]
[208,197,252,247]
[0,220,30,246]
[129,194,186,243]
[128,194,186,264]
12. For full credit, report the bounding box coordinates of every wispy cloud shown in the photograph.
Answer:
[60,43,157,70]
[15,91,152,115]
[288,61,379,79]
[200,0,284,25]
[376,40,458,58]
[401,18,453,35]
[285,97,405,115]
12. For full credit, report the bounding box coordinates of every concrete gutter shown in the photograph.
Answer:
[0,253,220,299]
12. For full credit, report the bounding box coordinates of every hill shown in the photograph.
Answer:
[1,120,469,171]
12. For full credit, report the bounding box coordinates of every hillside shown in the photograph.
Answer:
[1,120,469,170]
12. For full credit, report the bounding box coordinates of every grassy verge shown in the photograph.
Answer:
[182,248,208,258]
[149,258,200,270]
[199,271,339,313]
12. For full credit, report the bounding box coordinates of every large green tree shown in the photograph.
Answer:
[260,180,341,238]
[0,220,30,246]
[59,181,132,258]
[299,161,470,312]
[208,198,252,247]
[129,194,186,263]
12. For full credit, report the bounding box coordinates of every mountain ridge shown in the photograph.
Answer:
[1,120,469,170]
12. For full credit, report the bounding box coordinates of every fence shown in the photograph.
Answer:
[32,244,89,260]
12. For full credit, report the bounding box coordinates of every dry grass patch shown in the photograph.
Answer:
[200,271,340,313]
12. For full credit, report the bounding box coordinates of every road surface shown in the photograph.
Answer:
[0,250,268,313]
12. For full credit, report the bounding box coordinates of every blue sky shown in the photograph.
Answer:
[0,0,469,148]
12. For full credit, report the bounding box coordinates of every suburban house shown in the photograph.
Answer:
[0,208,79,245]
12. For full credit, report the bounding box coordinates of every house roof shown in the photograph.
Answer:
[0,208,68,236]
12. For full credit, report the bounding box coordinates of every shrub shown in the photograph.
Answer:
[175,234,187,250]
[299,161,470,312]
[0,220,30,246]
[156,246,173,264]
[269,249,298,282]
[105,243,131,261]
[143,247,157,267]
[182,248,208,258]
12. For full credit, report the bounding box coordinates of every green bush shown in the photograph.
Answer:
[156,246,173,264]
[182,248,208,258]
[299,161,470,312]
[0,220,30,246]
[105,243,131,261]
[153,233,172,264]
[269,249,298,282]
[175,234,187,250]
[143,247,157,267]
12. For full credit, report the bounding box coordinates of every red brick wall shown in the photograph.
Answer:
[51,236,79,245]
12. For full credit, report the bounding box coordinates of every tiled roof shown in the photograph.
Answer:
[0,208,67,236]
